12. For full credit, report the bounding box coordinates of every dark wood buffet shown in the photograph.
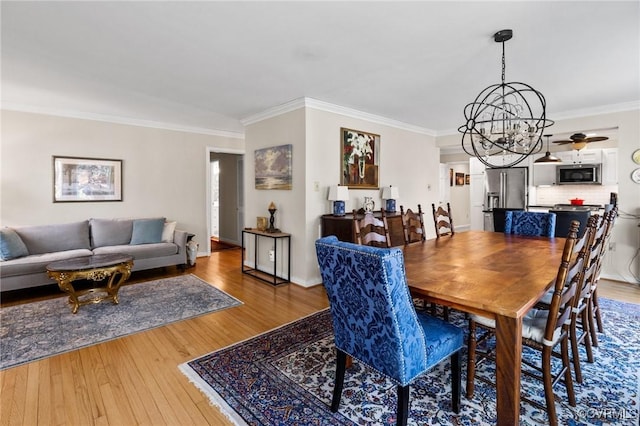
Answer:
[320,211,405,247]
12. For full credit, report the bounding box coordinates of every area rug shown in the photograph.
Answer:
[180,298,639,426]
[1,274,242,370]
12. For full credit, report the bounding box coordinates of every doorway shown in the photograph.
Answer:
[208,149,244,252]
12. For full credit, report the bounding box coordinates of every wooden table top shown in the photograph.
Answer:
[402,231,565,319]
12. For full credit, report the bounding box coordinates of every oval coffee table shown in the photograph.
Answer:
[47,253,134,314]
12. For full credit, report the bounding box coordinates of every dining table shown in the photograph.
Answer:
[402,230,565,426]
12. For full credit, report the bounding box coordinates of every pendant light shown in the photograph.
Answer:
[534,135,562,163]
[459,29,554,168]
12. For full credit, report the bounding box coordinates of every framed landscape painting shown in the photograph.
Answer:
[53,156,122,202]
[341,127,380,189]
[255,144,293,190]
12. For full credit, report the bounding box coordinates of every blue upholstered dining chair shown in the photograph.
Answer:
[315,236,463,426]
[504,210,557,237]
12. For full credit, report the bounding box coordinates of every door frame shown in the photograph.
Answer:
[205,146,244,256]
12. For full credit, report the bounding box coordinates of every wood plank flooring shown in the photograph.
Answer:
[1,247,638,425]
[1,248,329,426]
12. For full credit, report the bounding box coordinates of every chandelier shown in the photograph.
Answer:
[459,29,554,168]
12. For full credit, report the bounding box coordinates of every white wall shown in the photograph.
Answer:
[243,105,440,286]
[1,110,244,255]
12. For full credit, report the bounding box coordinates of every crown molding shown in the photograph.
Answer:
[242,97,437,136]
[1,103,245,139]
[436,101,640,137]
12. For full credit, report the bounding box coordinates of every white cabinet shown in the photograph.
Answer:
[601,148,618,185]
[555,149,602,164]
[469,157,486,175]
[531,154,557,186]
[468,158,486,231]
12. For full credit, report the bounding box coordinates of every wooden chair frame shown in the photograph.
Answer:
[352,209,392,248]
[431,203,454,238]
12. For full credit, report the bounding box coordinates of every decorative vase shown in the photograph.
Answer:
[363,196,375,213]
[358,157,366,179]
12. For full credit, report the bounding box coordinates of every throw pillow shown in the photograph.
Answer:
[0,228,29,260]
[130,218,165,245]
[161,221,177,243]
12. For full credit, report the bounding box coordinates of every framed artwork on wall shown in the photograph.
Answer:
[341,127,380,189]
[449,168,454,186]
[465,174,470,185]
[255,144,293,190]
[455,172,465,186]
[53,156,122,202]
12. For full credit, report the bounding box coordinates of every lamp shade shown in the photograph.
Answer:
[328,185,349,201]
[381,186,399,200]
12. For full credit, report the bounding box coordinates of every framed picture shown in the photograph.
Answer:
[53,156,122,202]
[255,144,292,190]
[455,172,465,186]
[465,174,470,185]
[449,168,454,187]
[341,127,380,189]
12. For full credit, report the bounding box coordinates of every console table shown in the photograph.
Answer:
[241,229,291,286]
[320,211,405,247]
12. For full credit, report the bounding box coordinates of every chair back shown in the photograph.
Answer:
[400,205,426,244]
[571,215,600,311]
[353,210,391,248]
[315,236,428,385]
[431,203,454,238]
[543,220,582,345]
[504,211,556,237]
[492,208,524,232]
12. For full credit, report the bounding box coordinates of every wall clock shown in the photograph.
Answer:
[633,149,640,165]
[632,168,640,184]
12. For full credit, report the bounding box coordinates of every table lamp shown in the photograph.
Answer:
[328,185,349,216]
[381,185,399,213]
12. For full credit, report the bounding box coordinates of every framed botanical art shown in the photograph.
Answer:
[255,144,293,190]
[53,156,122,202]
[341,127,380,189]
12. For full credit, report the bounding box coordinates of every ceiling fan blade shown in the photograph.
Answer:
[552,140,573,144]
[585,136,609,143]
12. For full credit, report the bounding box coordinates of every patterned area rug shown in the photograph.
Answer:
[1,274,242,370]
[181,298,639,426]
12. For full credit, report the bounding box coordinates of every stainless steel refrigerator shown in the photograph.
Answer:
[484,167,528,211]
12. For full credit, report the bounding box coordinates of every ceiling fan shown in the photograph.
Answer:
[552,132,609,151]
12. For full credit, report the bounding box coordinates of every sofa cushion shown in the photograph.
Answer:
[130,218,165,245]
[90,218,133,248]
[161,221,177,243]
[14,221,91,255]
[0,249,93,277]
[93,242,178,259]
[0,228,29,260]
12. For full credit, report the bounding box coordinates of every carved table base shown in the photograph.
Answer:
[47,254,134,314]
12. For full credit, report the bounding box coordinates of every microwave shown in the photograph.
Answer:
[556,164,601,185]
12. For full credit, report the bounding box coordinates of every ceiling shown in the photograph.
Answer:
[2,1,639,138]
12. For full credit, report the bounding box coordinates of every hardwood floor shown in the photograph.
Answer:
[1,248,638,425]
[0,248,329,426]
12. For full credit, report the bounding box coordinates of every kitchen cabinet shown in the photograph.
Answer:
[601,148,618,185]
[531,154,557,186]
[555,149,602,164]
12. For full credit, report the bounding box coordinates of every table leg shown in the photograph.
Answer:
[57,277,81,314]
[495,315,522,426]
[105,266,132,304]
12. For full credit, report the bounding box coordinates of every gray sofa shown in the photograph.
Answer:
[0,218,189,292]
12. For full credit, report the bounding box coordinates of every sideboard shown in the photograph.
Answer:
[320,211,405,247]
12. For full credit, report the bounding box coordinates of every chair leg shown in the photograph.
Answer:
[542,347,559,426]
[569,316,583,384]
[580,308,594,363]
[561,337,577,407]
[466,320,477,399]
[396,385,410,426]
[443,306,450,322]
[587,295,600,347]
[451,351,461,413]
[592,288,604,333]
[331,349,347,412]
